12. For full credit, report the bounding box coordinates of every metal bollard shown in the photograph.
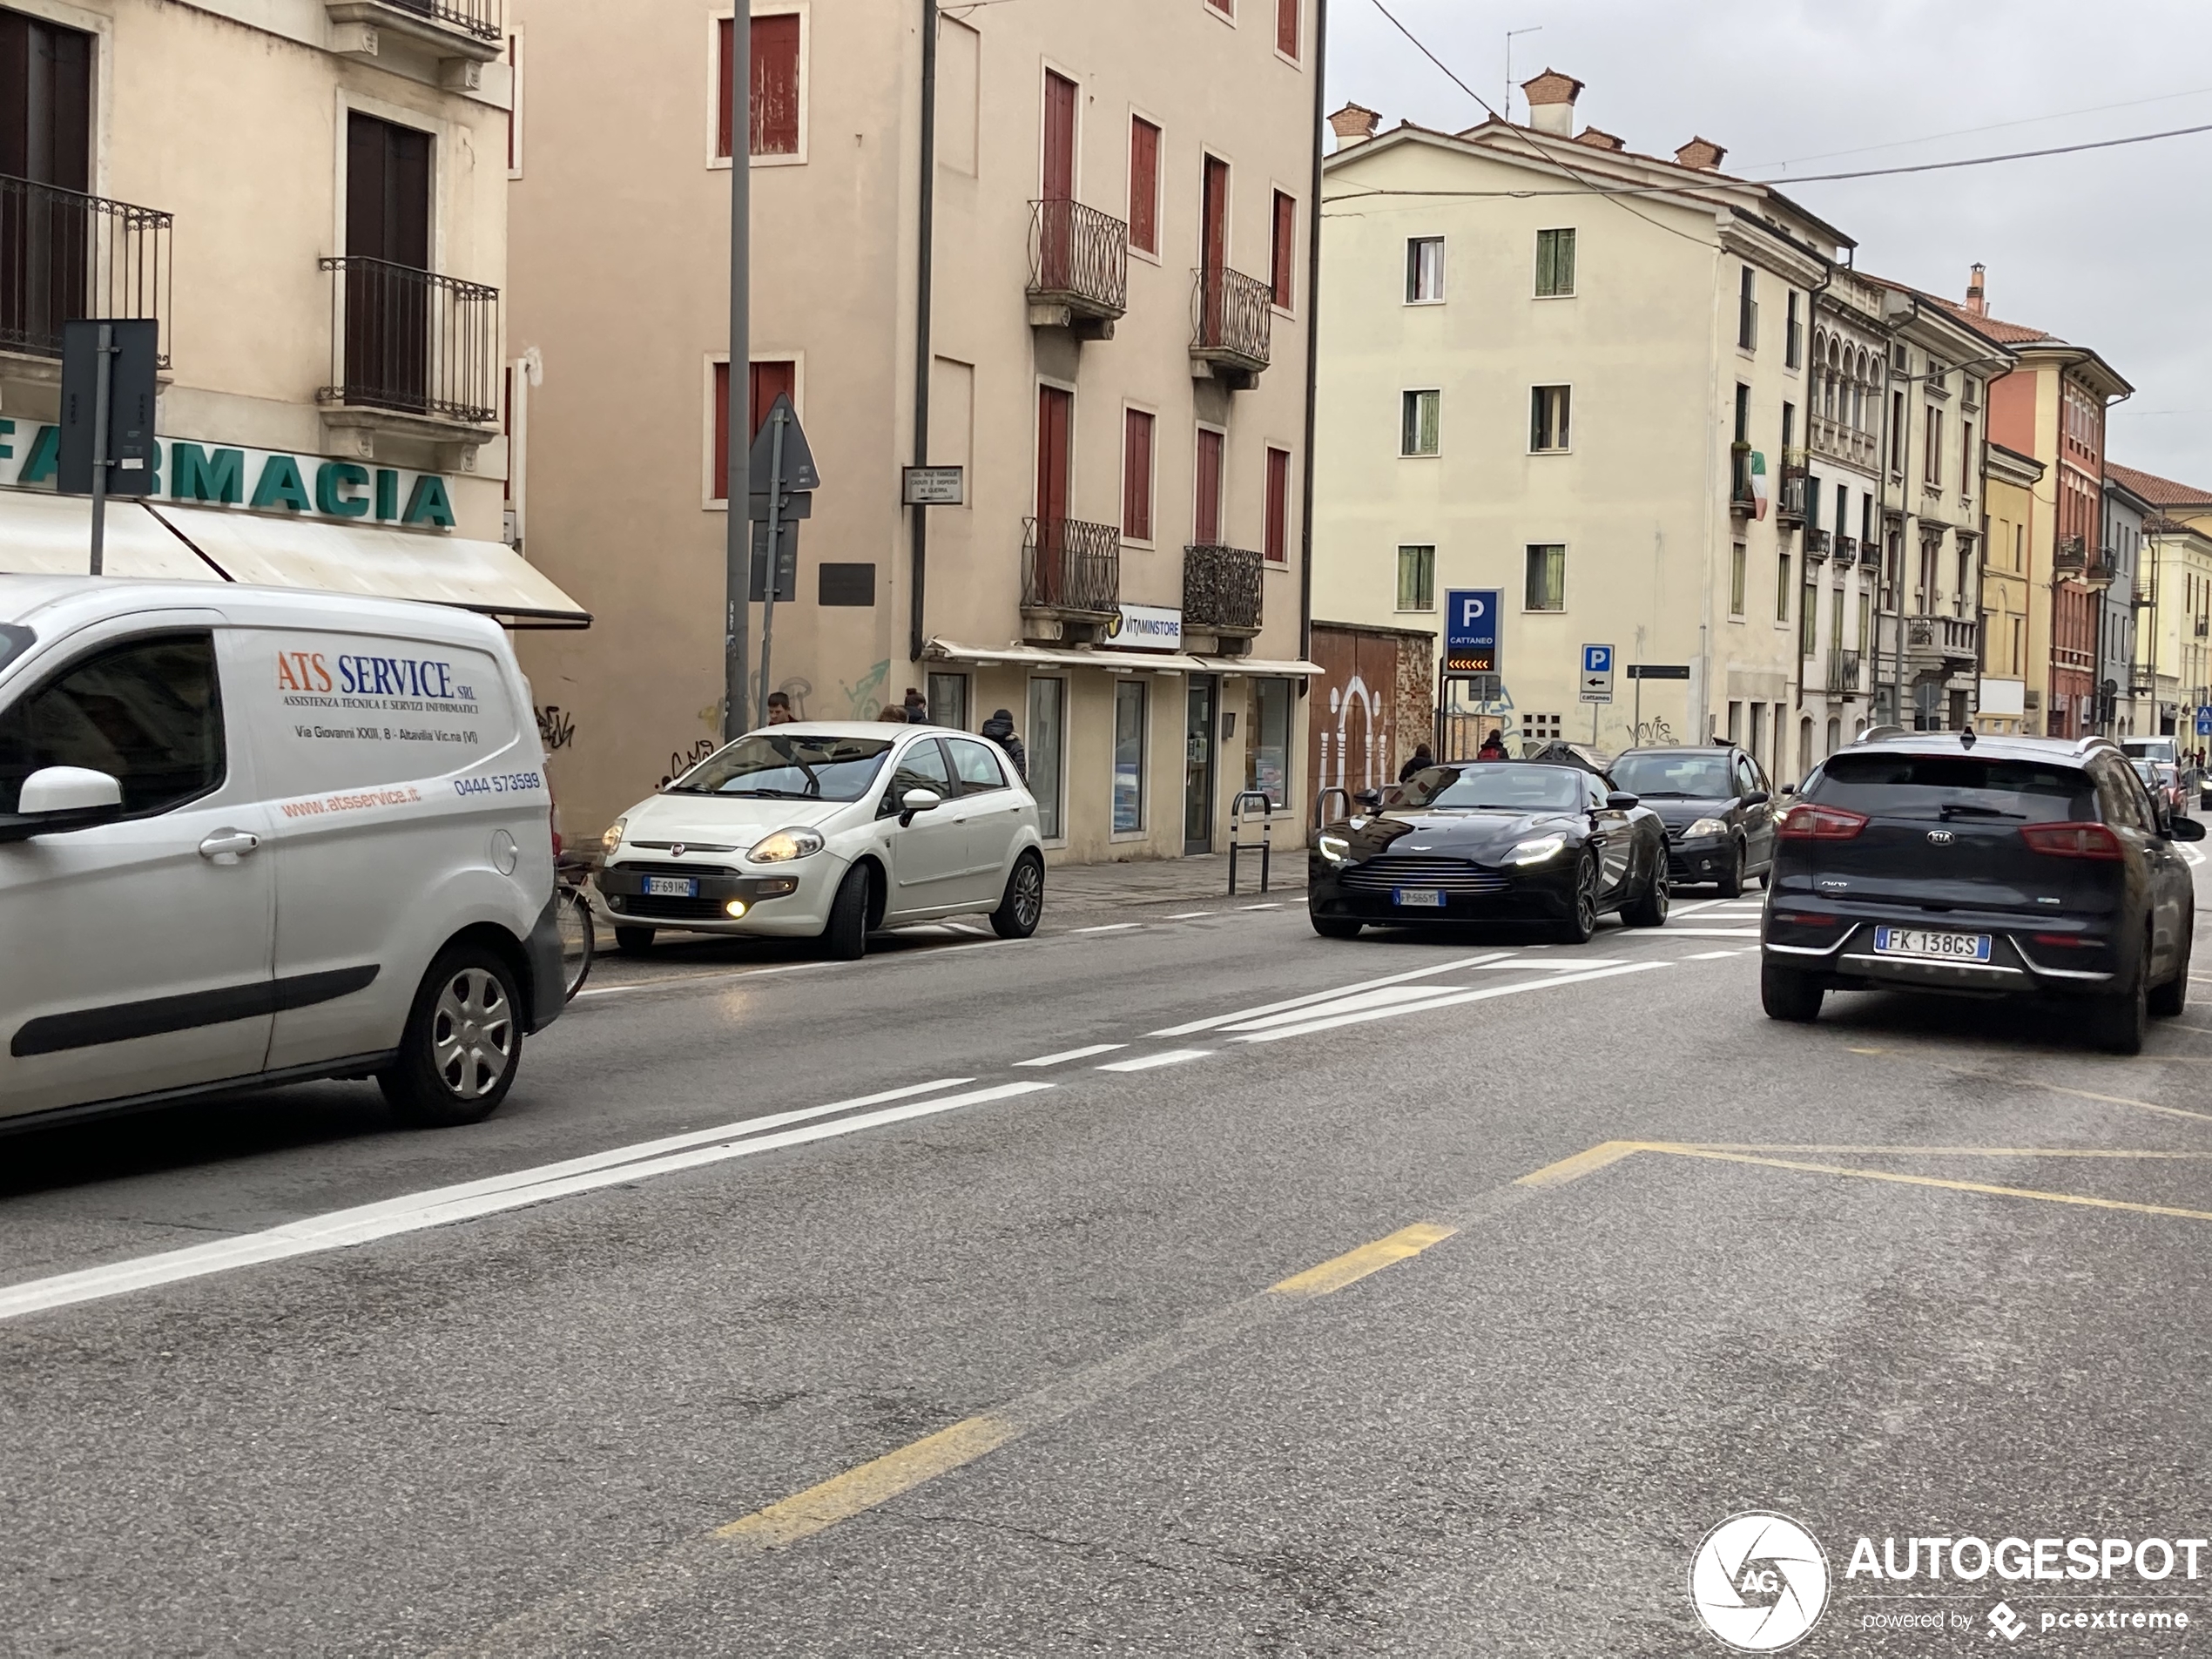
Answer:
[1228,790,1274,896]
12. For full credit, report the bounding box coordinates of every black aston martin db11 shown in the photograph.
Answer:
[1308,761,1672,941]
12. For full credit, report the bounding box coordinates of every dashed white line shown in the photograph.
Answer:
[1231,961,1673,1044]
[1098,1049,1215,1072]
[1072,923,1144,934]
[1240,902,1284,910]
[1149,953,1514,1037]
[1658,927,1762,938]
[1683,949,1742,961]
[1165,911,1217,920]
[1015,1043,1127,1068]
[1470,958,1629,971]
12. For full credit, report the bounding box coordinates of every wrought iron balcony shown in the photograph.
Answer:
[1804,527,1831,559]
[318,255,500,428]
[1190,266,1271,389]
[1183,543,1264,637]
[2087,544,2119,588]
[1777,449,1808,525]
[1837,535,1860,563]
[2054,535,2087,576]
[1825,649,1864,697]
[1729,442,1755,516]
[1028,199,1128,338]
[2133,584,2156,610]
[0,174,172,368]
[1021,517,1122,621]
[2197,619,2209,639]
[324,0,502,55]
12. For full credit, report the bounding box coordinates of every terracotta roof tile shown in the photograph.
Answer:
[2108,462,2212,509]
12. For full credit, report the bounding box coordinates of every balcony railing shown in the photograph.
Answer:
[0,174,172,367]
[1777,450,1808,524]
[1183,543,1264,637]
[2088,545,2119,587]
[1028,199,1128,327]
[1905,613,1979,664]
[1835,535,1859,563]
[1021,517,1121,617]
[1729,442,1755,516]
[1189,266,1271,387]
[1825,649,1864,697]
[2133,584,2156,610]
[327,0,502,44]
[2054,535,2087,576]
[1804,527,1831,559]
[318,255,499,426]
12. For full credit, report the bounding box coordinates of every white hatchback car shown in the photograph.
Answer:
[595,724,1046,958]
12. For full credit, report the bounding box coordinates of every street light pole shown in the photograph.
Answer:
[723,13,752,740]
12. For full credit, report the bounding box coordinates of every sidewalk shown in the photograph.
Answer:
[1046,849,1304,918]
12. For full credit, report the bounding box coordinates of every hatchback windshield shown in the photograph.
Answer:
[668,733,894,800]
[1611,752,1733,799]
[1390,763,1583,813]
[1805,752,2094,824]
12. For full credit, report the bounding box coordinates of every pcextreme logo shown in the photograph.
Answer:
[1689,1512,1831,1651]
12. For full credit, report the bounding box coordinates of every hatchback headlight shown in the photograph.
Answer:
[1504,833,1568,867]
[748,826,826,864]
[1317,833,1352,863]
[1686,817,1730,838]
[601,816,627,855]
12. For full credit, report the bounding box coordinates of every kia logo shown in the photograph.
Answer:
[1926,830,1955,847]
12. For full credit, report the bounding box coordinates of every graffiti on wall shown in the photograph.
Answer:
[1320,677,1384,795]
[535,705,577,752]
[839,660,891,720]
[661,738,719,789]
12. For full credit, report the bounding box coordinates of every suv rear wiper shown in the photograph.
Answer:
[1938,802,2024,820]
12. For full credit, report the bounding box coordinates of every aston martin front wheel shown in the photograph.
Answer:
[1555,855,1599,945]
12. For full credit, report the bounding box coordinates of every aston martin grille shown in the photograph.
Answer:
[1339,856,1511,895]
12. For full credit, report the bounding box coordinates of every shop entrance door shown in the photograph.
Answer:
[1184,674,1217,854]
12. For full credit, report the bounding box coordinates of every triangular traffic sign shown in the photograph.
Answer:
[746,393,819,496]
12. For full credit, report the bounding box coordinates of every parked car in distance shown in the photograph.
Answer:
[2133,759,2188,819]
[596,724,1045,960]
[1310,760,1670,943]
[1761,732,2201,1054]
[0,577,565,1132]
[1610,745,1777,897]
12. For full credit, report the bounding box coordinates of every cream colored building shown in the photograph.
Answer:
[0,0,570,621]
[508,0,1321,859]
[2112,462,2212,737]
[1979,442,2042,735]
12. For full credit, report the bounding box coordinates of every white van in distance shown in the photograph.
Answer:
[0,577,564,1130]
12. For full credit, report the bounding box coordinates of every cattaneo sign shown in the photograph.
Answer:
[0,419,458,530]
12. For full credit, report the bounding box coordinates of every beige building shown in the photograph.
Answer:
[1979,442,2042,735]
[2112,462,2212,738]
[508,0,1322,859]
[0,0,572,623]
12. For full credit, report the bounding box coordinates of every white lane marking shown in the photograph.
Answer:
[1165,911,1217,920]
[1073,923,1143,934]
[1148,953,1514,1038]
[1684,949,1740,961]
[1097,1049,1214,1072]
[0,1080,1054,1325]
[1469,958,1628,971]
[1240,902,1284,910]
[1670,898,1737,917]
[1015,1043,1127,1068]
[1233,961,1673,1044]
[575,959,846,1000]
[1656,927,1762,938]
[1221,984,1483,1033]
[2182,843,2206,868]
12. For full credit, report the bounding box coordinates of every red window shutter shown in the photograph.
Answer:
[1270,191,1295,310]
[1123,409,1154,541]
[1264,448,1290,563]
[1195,428,1224,545]
[752,13,801,157]
[1276,0,1299,58]
[711,360,732,500]
[750,358,796,437]
[1129,118,1160,255]
[715,18,735,159]
[1204,0,1231,14]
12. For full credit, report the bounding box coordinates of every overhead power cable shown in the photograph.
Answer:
[1746,84,2212,172]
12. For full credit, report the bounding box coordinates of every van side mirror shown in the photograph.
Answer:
[0,766,125,843]
[899,786,943,827]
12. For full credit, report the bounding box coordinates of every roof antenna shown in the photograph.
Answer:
[1959,724,1977,750]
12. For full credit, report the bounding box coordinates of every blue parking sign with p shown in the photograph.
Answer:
[1446,589,1501,672]
[1583,644,1613,676]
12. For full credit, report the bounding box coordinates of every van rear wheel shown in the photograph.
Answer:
[379,945,523,1128]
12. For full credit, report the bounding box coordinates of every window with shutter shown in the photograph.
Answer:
[718,12,803,160]
[1194,428,1224,544]
[1534,228,1575,296]
[1276,0,1299,58]
[1264,448,1290,563]
[711,358,796,501]
[1123,409,1155,541]
[1270,191,1296,310]
[1129,118,1160,254]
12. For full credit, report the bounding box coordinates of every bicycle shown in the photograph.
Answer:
[555,850,597,1000]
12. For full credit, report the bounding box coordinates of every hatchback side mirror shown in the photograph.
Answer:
[899,786,943,827]
[1744,790,1772,807]
[0,766,125,844]
[2170,814,2206,842]
[1605,792,1640,811]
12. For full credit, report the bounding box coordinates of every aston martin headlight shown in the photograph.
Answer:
[601,816,627,855]
[1686,817,1730,839]
[1503,833,1568,867]
[1316,833,1352,864]
[747,826,826,864]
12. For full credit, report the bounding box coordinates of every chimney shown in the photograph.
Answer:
[1966,262,1987,317]
[1573,126,1625,152]
[1520,70,1582,138]
[1327,102,1380,151]
[1674,136,1728,172]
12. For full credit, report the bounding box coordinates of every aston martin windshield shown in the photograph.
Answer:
[1393,764,1583,813]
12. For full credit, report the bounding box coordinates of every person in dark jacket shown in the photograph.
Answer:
[901,687,930,725]
[981,709,1028,781]
[1398,742,1435,783]
[1478,730,1508,759]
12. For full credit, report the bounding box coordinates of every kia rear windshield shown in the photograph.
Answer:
[0,624,30,676]
[1805,753,2093,824]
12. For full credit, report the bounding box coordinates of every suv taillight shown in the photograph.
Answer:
[2020,821,2124,860]
[1777,803,1868,840]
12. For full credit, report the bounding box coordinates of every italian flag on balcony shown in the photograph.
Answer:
[1748,449,1770,520]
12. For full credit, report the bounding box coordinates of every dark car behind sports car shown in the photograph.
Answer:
[1309,762,1672,942]
[1610,745,1777,896]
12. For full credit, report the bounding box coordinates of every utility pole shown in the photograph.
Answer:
[87,321,113,577]
[723,10,752,740]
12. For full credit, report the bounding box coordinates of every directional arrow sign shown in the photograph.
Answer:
[746,393,819,496]
[1580,643,1615,705]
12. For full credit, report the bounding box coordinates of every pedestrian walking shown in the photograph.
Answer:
[765,691,795,725]
[1398,742,1435,783]
[902,687,930,725]
[981,708,1028,781]
[1478,730,1508,760]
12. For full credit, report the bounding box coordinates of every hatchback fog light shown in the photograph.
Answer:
[1504,833,1567,867]
[1686,816,1729,838]
[748,827,826,864]
[725,900,750,919]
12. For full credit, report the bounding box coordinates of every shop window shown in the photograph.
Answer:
[1249,678,1291,808]
[1113,678,1147,833]
[1028,677,1065,840]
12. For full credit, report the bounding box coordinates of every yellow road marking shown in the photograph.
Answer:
[1514,1139,1664,1187]
[1657,1145,2212,1225]
[715,1415,1019,1548]
[1268,1222,1457,1297]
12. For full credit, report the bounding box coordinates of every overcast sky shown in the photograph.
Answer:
[1325,0,2212,486]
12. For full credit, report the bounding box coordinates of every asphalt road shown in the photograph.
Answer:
[5,857,2212,1657]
